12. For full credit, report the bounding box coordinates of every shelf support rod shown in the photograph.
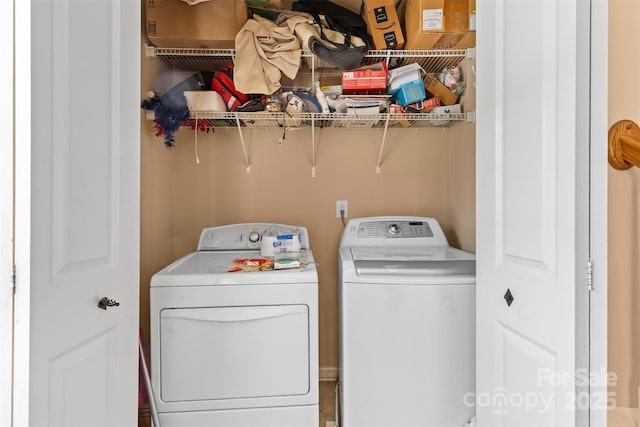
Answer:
[376,114,391,174]
[311,118,317,180]
[310,53,316,91]
[234,116,251,173]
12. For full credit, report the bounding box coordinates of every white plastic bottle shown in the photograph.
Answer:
[314,81,330,114]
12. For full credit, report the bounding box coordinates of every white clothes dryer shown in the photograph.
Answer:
[338,216,475,427]
[150,223,318,427]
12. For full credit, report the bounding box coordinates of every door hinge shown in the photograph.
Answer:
[11,264,16,295]
[586,261,593,291]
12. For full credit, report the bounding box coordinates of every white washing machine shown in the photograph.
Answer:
[338,216,476,427]
[150,223,318,427]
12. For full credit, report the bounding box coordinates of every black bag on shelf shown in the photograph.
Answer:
[290,0,369,69]
[292,0,370,46]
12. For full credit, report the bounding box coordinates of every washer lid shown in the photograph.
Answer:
[150,250,317,287]
[350,246,475,276]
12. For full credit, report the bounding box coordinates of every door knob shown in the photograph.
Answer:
[98,297,120,310]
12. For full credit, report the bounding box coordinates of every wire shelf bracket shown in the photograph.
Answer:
[376,115,391,174]
[234,116,251,173]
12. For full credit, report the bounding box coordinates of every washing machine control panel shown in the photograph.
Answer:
[357,221,433,238]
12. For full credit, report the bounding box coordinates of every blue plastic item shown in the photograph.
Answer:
[394,80,427,106]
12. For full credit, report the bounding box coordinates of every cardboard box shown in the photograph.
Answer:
[405,31,476,50]
[280,0,362,13]
[403,0,476,50]
[342,62,388,95]
[362,0,404,49]
[423,73,458,105]
[145,0,248,48]
[429,103,461,125]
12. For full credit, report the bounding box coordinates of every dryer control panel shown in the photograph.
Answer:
[198,223,310,251]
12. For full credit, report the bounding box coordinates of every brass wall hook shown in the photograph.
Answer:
[609,120,640,170]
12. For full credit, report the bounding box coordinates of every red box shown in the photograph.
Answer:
[342,62,388,95]
[389,96,440,113]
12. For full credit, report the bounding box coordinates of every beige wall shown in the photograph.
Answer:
[139,46,176,349]
[609,0,640,409]
[139,53,476,371]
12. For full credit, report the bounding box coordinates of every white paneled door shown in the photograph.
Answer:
[476,0,600,426]
[0,0,15,425]
[12,1,140,426]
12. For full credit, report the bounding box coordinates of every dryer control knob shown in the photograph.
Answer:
[388,223,400,235]
[248,231,261,243]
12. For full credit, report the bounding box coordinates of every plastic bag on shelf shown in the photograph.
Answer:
[439,65,466,96]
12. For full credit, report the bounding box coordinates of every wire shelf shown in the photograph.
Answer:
[143,45,475,175]
[184,111,473,130]
[146,46,473,75]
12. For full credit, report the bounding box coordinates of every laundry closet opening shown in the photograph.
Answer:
[138,2,477,426]
[138,6,477,389]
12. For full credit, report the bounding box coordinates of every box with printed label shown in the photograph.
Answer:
[429,103,462,125]
[362,0,404,49]
[423,73,458,105]
[389,96,441,113]
[403,0,476,50]
[342,62,389,95]
[146,0,248,48]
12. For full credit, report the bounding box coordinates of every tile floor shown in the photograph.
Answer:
[319,380,338,427]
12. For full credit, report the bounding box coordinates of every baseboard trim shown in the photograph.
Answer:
[319,367,339,381]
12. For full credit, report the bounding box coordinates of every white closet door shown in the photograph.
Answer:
[0,0,14,425]
[13,1,140,425]
[476,0,592,425]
